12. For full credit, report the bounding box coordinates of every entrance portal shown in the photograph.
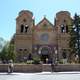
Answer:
[40,46,51,63]
[41,54,49,63]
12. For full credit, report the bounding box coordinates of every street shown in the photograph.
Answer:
[0,72,80,80]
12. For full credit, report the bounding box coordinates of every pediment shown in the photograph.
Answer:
[36,17,54,30]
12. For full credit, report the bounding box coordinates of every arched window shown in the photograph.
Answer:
[66,25,68,33]
[25,25,29,32]
[20,24,24,32]
[19,49,23,51]
[61,24,65,33]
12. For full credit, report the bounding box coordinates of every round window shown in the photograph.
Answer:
[41,33,49,41]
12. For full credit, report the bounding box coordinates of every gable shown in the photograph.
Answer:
[35,17,54,31]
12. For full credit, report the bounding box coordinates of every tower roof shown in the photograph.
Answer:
[56,11,71,17]
[19,10,33,16]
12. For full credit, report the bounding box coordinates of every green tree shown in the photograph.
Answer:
[69,13,80,63]
[0,42,16,63]
[7,44,16,62]
[69,26,77,62]
[74,14,80,63]
[0,42,9,63]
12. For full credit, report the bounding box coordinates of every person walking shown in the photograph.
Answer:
[8,59,14,73]
[51,62,55,72]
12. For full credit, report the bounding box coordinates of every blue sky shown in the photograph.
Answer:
[0,0,80,40]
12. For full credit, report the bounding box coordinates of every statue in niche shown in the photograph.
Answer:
[25,25,29,33]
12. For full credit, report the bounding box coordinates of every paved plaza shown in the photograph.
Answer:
[0,72,80,80]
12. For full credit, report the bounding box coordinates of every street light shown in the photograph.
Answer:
[54,47,58,65]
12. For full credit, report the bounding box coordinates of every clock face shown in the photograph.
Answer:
[41,33,49,41]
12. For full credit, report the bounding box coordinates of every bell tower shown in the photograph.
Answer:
[15,10,33,61]
[16,10,33,34]
[55,11,72,60]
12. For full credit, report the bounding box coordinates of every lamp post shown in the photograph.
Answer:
[51,48,58,72]
[54,48,58,65]
[53,47,58,65]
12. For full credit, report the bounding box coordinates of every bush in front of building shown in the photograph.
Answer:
[26,60,33,64]
[32,56,41,64]
[58,59,63,64]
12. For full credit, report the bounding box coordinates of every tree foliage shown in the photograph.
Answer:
[69,27,77,53]
[69,13,80,62]
[0,42,16,63]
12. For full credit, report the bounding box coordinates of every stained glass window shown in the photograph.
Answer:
[41,33,49,41]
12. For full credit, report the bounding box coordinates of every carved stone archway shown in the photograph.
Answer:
[38,46,52,63]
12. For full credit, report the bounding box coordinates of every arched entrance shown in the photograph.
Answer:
[39,46,51,63]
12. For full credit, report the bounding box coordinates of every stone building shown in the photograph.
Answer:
[14,10,72,63]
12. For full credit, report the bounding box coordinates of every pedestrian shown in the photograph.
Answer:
[51,62,55,72]
[46,58,48,64]
[8,59,14,73]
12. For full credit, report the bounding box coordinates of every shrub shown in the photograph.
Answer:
[58,59,63,64]
[26,60,33,64]
[32,56,40,64]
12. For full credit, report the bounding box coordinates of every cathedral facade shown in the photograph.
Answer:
[14,10,72,63]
